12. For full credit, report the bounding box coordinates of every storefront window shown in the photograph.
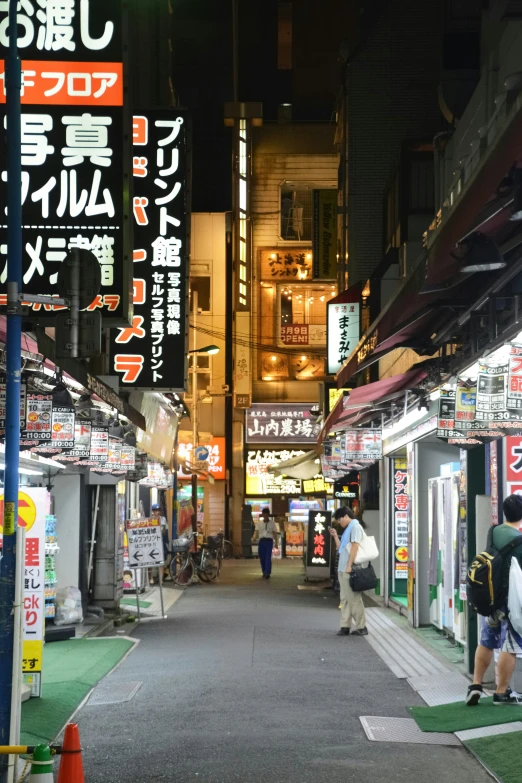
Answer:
[278,283,336,346]
[190,276,211,312]
[280,184,313,241]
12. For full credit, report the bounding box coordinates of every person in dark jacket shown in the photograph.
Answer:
[466,494,522,706]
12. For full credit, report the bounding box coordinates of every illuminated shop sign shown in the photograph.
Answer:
[0,0,131,322]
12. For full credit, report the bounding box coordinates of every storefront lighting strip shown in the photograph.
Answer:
[0,464,44,476]
[0,444,65,471]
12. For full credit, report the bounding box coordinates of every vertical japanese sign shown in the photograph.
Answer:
[436,388,456,438]
[458,450,468,600]
[312,189,337,279]
[490,440,499,526]
[0,488,49,695]
[393,458,408,580]
[507,344,522,411]
[327,301,360,375]
[506,435,522,499]
[306,509,332,568]
[406,443,414,623]
[111,110,189,389]
[0,0,131,322]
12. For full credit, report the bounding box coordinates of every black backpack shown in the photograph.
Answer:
[467,527,522,616]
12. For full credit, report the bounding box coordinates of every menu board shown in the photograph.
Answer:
[50,407,75,449]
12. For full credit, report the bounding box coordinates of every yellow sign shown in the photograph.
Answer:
[395,546,408,562]
[328,388,351,414]
[0,491,38,535]
[3,501,15,535]
[22,639,43,674]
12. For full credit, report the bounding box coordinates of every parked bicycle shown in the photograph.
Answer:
[169,532,223,586]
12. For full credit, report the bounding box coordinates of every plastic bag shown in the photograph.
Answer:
[508,557,522,637]
[54,586,83,626]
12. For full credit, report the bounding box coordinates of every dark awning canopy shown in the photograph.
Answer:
[320,367,428,441]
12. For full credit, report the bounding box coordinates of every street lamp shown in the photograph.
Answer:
[188,344,220,355]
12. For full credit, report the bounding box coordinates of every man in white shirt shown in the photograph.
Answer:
[256,507,278,579]
[329,506,368,636]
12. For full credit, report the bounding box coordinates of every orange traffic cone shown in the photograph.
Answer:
[57,723,85,783]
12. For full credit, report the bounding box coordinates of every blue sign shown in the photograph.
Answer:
[194,446,209,462]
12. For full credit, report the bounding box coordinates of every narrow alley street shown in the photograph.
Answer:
[77,561,492,783]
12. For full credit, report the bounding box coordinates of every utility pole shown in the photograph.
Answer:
[191,290,198,547]
[0,1,23,779]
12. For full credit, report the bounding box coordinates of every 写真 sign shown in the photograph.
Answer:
[111,110,189,390]
[245,404,320,444]
[0,0,131,322]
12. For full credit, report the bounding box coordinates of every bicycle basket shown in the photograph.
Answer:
[206,534,221,550]
[171,537,191,553]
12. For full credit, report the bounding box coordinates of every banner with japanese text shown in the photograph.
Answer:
[0,488,48,694]
[245,404,320,444]
[111,110,189,389]
[0,0,132,322]
[393,458,408,580]
[306,509,332,568]
[312,189,337,280]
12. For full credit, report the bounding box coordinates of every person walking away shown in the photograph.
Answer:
[329,506,368,636]
[150,503,169,586]
[256,507,278,579]
[466,494,522,706]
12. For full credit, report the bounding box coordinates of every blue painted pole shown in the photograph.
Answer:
[0,1,22,779]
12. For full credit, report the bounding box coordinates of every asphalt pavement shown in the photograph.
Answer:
[77,560,492,782]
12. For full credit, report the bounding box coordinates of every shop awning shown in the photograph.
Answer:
[270,448,321,479]
[320,367,428,441]
[424,99,522,289]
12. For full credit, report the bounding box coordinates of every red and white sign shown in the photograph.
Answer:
[506,436,522,483]
[0,60,123,106]
[344,429,382,462]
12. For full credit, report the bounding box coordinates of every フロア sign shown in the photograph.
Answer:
[111,110,189,389]
[245,404,320,444]
[0,0,131,322]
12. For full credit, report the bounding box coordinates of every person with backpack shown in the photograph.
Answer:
[466,494,522,706]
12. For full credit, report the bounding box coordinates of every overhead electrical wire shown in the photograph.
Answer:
[189,321,328,358]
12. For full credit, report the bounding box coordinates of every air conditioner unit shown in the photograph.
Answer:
[399,244,407,280]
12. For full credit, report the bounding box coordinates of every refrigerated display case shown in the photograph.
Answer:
[285,498,325,558]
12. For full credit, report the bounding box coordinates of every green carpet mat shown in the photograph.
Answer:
[465,731,522,783]
[410,699,522,733]
[21,637,135,746]
[121,597,152,608]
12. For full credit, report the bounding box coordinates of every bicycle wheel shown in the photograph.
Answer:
[223,540,233,559]
[170,552,194,586]
[202,556,219,582]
